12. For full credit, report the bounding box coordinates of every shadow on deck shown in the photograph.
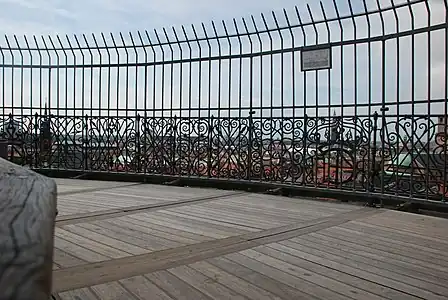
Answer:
[52,179,448,300]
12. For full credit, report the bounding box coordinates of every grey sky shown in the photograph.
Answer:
[0,0,446,126]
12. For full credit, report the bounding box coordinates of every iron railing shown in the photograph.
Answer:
[0,0,447,203]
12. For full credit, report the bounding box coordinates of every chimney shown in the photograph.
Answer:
[436,115,447,147]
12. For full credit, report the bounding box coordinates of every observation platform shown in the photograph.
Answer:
[52,179,448,300]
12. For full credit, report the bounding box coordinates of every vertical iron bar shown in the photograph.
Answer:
[370,111,379,204]
[362,0,373,195]
[272,12,283,183]
[376,0,386,205]
[4,36,14,143]
[56,36,68,170]
[110,33,120,172]
[222,20,232,180]
[100,33,112,171]
[242,17,254,181]
[23,36,34,165]
[424,0,431,201]
[261,13,273,181]
[154,29,164,122]
[73,35,86,170]
[407,0,415,199]
[129,32,140,172]
[119,32,130,173]
[82,35,94,120]
[390,0,400,198]
[0,39,4,124]
[320,3,331,189]
[192,24,202,176]
[41,37,52,172]
[48,36,59,169]
[347,0,359,192]
[92,34,102,118]
[295,7,307,186]
[145,30,157,173]
[443,0,448,202]
[84,35,94,171]
[137,31,148,174]
[233,19,243,180]
[332,0,344,189]
[211,21,221,177]
[202,23,213,178]
[307,4,318,188]
[163,28,174,176]
[13,37,24,149]
[252,15,263,182]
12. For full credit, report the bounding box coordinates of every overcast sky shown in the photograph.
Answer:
[0,0,446,130]
[0,0,366,35]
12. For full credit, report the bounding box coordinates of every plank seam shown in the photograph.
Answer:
[52,207,382,292]
[56,191,246,226]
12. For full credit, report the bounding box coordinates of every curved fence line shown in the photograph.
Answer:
[0,0,447,203]
[0,0,428,53]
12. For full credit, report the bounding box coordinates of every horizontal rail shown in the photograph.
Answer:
[1,23,446,69]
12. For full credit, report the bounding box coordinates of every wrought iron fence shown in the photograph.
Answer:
[0,0,447,202]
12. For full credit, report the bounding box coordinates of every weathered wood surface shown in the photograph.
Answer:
[0,159,57,300]
[51,179,448,300]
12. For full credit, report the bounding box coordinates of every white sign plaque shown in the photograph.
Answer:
[301,47,332,71]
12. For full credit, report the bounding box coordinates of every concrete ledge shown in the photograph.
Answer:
[34,168,448,213]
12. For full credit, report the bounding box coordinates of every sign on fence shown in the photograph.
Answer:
[301,47,332,71]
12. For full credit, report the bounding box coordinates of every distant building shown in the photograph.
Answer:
[436,115,447,147]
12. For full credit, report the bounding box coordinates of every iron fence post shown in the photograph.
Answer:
[370,112,379,200]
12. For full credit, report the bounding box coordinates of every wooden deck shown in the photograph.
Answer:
[52,179,448,300]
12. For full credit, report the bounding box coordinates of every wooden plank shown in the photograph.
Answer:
[225,252,349,300]
[201,203,289,227]
[279,239,448,297]
[90,282,138,300]
[206,200,302,223]
[58,182,142,196]
[128,213,231,239]
[120,276,174,300]
[231,193,355,213]
[348,220,448,251]
[320,227,448,271]
[241,248,387,300]
[360,213,448,240]
[207,256,319,300]
[304,232,448,281]
[189,261,284,300]
[178,204,286,229]
[76,221,184,251]
[52,235,250,292]
[287,235,447,286]
[168,265,247,299]
[0,158,57,300]
[114,216,212,243]
[54,236,109,263]
[52,207,377,292]
[145,271,210,300]
[335,223,448,263]
[160,210,259,232]
[247,207,379,244]
[53,248,88,268]
[56,191,245,226]
[55,228,131,259]
[61,224,150,255]
[58,287,99,300]
[153,210,252,235]
[176,205,269,229]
